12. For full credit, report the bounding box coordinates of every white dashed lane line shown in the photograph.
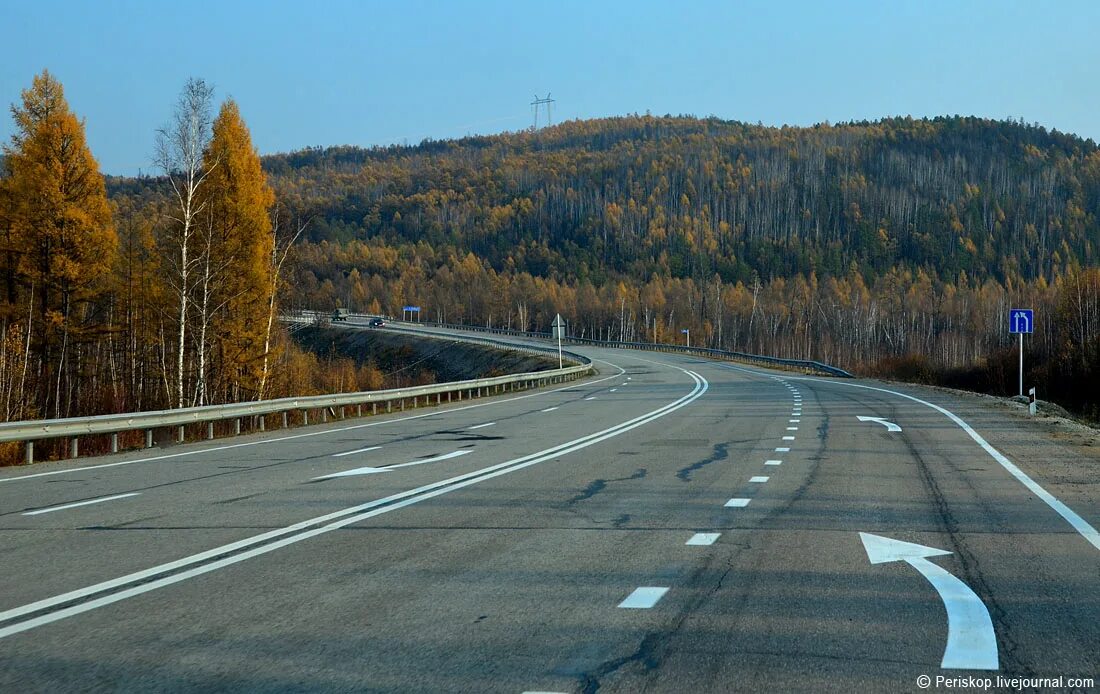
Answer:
[725,498,751,508]
[22,493,142,517]
[750,476,769,483]
[686,533,721,546]
[467,422,495,430]
[765,459,782,466]
[618,587,669,609]
[332,446,382,457]
[540,407,559,413]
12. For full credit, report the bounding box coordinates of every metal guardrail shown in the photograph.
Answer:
[1,324,593,465]
[309,311,853,378]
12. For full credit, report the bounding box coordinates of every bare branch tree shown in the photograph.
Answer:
[257,205,309,400]
[155,78,215,408]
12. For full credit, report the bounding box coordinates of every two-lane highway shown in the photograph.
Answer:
[0,332,1097,692]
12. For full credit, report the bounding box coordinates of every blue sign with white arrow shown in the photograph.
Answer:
[1009,309,1033,334]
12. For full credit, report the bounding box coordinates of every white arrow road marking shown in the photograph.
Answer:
[859,532,998,670]
[618,586,669,608]
[22,493,141,516]
[857,416,902,432]
[686,532,720,546]
[331,445,381,457]
[316,450,470,478]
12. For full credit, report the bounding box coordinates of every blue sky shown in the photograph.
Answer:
[3,0,1098,175]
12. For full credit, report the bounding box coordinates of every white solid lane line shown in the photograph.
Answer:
[22,493,141,516]
[467,422,495,430]
[686,533,720,546]
[0,370,709,638]
[750,476,770,483]
[725,498,751,507]
[618,587,669,608]
[331,446,382,457]
[765,460,782,466]
[540,407,559,412]
[316,451,471,478]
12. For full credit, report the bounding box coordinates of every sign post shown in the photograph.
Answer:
[681,328,690,347]
[1009,308,1033,397]
[551,314,566,369]
[402,306,421,323]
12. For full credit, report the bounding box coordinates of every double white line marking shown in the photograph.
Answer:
[0,370,708,640]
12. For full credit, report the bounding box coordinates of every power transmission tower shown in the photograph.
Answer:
[531,92,555,130]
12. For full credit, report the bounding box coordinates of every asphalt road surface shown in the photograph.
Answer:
[1,326,1097,693]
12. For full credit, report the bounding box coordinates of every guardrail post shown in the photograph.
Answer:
[207,422,215,440]
[437,393,441,405]
[25,441,33,465]
[413,397,417,409]
[145,430,153,448]
[302,410,309,426]
[400,399,405,411]
[372,403,377,415]
[235,418,242,435]
[387,401,392,413]
[258,416,265,432]
[178,426,185,443]
[70,438,78,459]
[111,433,119,453]
[357,404,362,417]
[339,406,345,420]
[321,409,328,423]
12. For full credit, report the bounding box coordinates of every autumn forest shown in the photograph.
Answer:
[4,70,1100,457]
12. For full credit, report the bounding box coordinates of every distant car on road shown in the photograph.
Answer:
[332,308,349,322]
[368,317,385,327]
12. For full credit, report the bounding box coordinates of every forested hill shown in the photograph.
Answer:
[104,114,1100,416]
[246,115,1098,286]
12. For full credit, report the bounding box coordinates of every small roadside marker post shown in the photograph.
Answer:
[681,328,690,347]
[1009,309,1033,397]
[1028,387,1037,416]
[551,313,566,369]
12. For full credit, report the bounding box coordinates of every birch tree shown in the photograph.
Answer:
[155,77,215,408]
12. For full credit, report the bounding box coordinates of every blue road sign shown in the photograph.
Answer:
[681,329,690,334]
[1009,309,1033,334]
[402,306,421,312]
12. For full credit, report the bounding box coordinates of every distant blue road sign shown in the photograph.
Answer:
[681,329,690,334]
[1009,309,1033,334]
[403,306,421,312]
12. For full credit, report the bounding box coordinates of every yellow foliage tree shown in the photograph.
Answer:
[198,99,275,401]
[2,70,116,417]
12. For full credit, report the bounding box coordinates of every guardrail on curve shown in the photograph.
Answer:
[1,324,593,465]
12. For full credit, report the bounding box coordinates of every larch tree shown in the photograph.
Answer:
[2,70,116,418]
[199,99,275,403]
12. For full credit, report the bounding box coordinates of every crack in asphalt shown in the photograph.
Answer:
[566,469,647,505]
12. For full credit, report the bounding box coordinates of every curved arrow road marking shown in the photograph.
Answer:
[860,532,998,670]
[857,416,902,432]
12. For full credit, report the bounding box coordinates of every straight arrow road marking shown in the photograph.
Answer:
[618,587,669,608]
[857,416,902,432]
[316,450,471,478]
[332,446,382,457]
[22,493,141,516]
[860,532,998,670]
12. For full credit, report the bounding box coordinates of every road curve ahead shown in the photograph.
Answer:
[0,328,1098,693]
